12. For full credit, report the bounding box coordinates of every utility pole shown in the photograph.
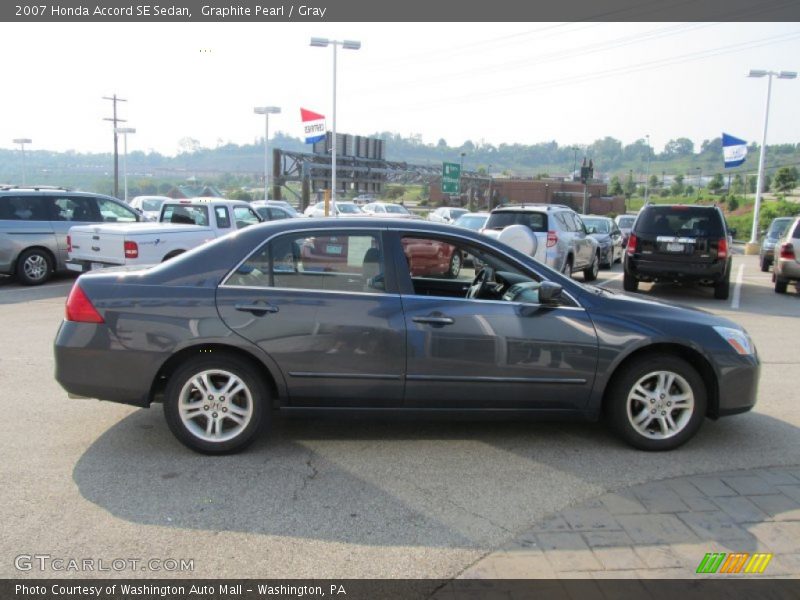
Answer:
[103,94,127,199]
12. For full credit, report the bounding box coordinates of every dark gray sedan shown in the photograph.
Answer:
[54,219,759,454]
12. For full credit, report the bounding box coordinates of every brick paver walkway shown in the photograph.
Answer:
[460,466,800,579]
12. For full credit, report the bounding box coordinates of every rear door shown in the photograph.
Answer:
[635,206,726,266]
[0,195,55,271]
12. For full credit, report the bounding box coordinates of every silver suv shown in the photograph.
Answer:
[0,187,142,285]
[482,204,600,280]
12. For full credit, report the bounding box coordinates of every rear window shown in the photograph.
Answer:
[485,211,547,232]
[0,196,50,221]
[617,216,635,228]
[768,218,793,238]
[635,206,724,237]
[162,204,209,225]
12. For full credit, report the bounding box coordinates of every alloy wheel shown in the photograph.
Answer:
[178,369,253,442]
[626,370,695,439]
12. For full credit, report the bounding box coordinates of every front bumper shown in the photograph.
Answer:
[713,351,760,418]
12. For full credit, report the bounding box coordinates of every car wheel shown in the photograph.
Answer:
[623,270,638,292]
[760,256,770,272]
[713,272,731,300]
[163,354,268,454]
[606,355,707,451]
[775,277,788,294]
[16,248,54,286]
[561,256,573,277]
[583,253,599,282]
[446,251,462,279]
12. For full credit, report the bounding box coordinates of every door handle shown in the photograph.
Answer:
[412,315,454,326]
[234,303,279,315]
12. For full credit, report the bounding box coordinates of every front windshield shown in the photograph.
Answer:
[337,203,363,214]
[583,218,610,233]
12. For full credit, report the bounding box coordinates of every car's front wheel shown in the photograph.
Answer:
[606,355,706,451]
[163,354,268,454]
[16,248,53,286]
[583,253,599,281]
[445,251,462,279]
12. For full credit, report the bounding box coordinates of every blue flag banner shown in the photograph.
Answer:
[722,133,748,169]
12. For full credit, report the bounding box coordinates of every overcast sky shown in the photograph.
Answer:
[1,22,799,157]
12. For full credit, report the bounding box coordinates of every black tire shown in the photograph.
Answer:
[713,272,730,300]
[583,253,599,281]
[775,277,788,294]
[445,251,462,279]
[760,256,770,272]
[623,270,639,292]
[606,354,707,451]
[163,354,268,454]
[16,248,54,286]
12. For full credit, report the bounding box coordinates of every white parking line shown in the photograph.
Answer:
[730,263,745,310]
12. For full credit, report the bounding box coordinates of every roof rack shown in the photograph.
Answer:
[0,185,72,192]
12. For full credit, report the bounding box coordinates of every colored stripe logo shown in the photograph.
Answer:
[300,108,326,144]
[696,552,772,574]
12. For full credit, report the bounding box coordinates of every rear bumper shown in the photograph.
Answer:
[625,256,728,283]
[66,259,122,273]
[775,259,800,281]
[713,352,760,418]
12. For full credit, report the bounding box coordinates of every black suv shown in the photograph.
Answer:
[623,204,733,300]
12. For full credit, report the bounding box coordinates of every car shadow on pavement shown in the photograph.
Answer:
[0,273,76,304]
[72,407,800,551]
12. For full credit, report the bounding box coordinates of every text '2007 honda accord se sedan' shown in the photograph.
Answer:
[54,219,759,454]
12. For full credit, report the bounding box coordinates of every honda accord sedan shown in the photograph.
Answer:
[54,219,759,454]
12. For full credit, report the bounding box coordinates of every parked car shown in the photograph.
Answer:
[66,198,260,273]
[251,200,302,219]
[0,186,142,285]
[352,194,377,205]
[759,216,795,272]
[772,216,800,294]
[251,203,296,221]
[623,204,732,299]
[428,206,468,224]
[55,218,759,454]
[482,204,600,281]
[304,201,365,218]
[615,214,637,246]
[362,202,415,218]
[129,195,170,221]
[454,212,490,232]
[581,215,624,268]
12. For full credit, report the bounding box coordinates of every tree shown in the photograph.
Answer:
[648,174,659,189]
[773,166,799,192]
[609,175,623,196]
[728,197,739,211]
[731,173,744,195]
[662,138,694,158]
[670,174,685,196]
[623,171,636,198]
[228,189,253,201]
[708,173,724,194]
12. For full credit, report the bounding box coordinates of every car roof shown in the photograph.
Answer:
[0,187,113,199]
[491,203,572,212]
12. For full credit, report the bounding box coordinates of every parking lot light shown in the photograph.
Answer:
[12,138,32,185]
[254,106,281,201]
[115,128,136,203]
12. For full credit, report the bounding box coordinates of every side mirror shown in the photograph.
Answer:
[730,227,738,237]
[539,281,563,304]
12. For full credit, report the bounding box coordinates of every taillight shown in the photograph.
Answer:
[546,231,558,247]
[627,233,638,255]
[124,240,138,259]
[780,243,796,260]
[717,238,728,259]
[65,285,104,324]
[66,235,72,253]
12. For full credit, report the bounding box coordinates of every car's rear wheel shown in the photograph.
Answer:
[713,271,731,300]
[583,253,599,281]
[774,276,788,294]
[561,256,573,277]
[16,248,53,286]
[163,355,268,454]
[606,355,706,451]
[623,270,639,292]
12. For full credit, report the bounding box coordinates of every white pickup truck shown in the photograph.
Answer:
[66,198,261,273]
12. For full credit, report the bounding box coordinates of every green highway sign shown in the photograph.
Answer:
[442,162,461,194]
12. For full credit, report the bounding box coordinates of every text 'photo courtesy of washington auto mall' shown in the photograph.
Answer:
[1,1,800,598]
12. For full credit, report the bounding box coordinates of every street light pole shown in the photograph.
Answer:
[460,152,466,206]
[311,37,361,217]
[746,69,797,253]
[12,138,32,185]
[644,135,651,203]
[115,127,136,203]
[254,106,281,201]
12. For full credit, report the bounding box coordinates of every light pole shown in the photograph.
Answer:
[460,152,466,205]
[746,69,797,253]
[572,147,578,181]
[643,135,651,203]
[12,138,32,185]
[115,127,136,202]
[310,37,361,216]
[696,167,701,199]
[254,106,281,201]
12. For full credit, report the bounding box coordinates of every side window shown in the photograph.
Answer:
[1,196,49,221]
[573,214,586,232]
[232,206,260,229]
[97,198,138,223]
[401,235,472,285]
[226,232,385,294]
[52,196,99,222]
[268,208,288,220]
[215,207,231,229]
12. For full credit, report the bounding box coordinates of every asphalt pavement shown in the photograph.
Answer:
[0,253,798,584]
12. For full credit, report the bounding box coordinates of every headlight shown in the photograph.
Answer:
[712,326,755,355]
